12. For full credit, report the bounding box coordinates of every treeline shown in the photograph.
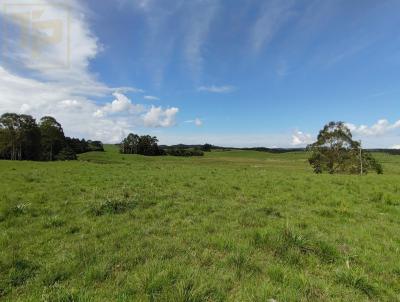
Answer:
[165,148,204,157]
[66,138,104,154]
[368,149,400,155]
[160,144,306,153]
[160,143,213,152]
[0,113,103,161]
[120,133,205,156]
[242,147,305,153]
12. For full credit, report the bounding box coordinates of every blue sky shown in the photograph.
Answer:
[1,0,400,147]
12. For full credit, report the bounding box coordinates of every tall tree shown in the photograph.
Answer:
[0,113,20,160]
[0,114,42,160]
[39,116,65,161]
[307,121,382,174]
[18,115,41,160]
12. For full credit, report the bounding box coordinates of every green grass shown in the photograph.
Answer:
[1,145,400,301]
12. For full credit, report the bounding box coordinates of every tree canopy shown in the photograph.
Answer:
[119,134,204,157]
[39,116,66,161]
[0,113,41,160]
[307,121,382,174]
[120,133,165,156]
[0,113,103,161]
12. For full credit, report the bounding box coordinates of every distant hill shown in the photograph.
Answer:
[159,144,400,155]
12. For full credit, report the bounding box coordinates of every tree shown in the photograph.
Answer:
[120,133,140,154]
[17,115,41,160]
[307,121,382,174]
[120,133,164,156]
[39,116,66,161]
[0,113,41,160]
[137,135,158,156]
[0,113,103,162]
[0,113,19,160]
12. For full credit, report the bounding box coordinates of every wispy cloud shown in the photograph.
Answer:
[117,0,219,83]
[144,95,160,101]
[197,85,236,93]
[251,0,296,53]
[185,118,203,127]
[183,0,219,77]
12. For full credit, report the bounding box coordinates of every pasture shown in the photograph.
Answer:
[1,146,399,301]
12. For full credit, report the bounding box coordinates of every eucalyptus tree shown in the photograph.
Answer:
[307,121,382,174]
[17,114,41,160]
[39,116,65,161]
[0,113,41,160]
[0,113,19,160]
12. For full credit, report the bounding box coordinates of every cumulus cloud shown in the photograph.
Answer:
[346,119,400,136]
[95,93,144,117]
[197,85,236,93]
[291,131,313,146]
[0,0,179,143]
[392,145,400,149]
[143,106,179,128]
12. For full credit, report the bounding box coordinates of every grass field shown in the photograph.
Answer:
[1,146,400,301]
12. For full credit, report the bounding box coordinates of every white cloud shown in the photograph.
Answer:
[194,118,203,127]
[292,120,400,149]
[59,100,82,109]
[183,1,219,76]
[392,145,400,149]
[143,106,179,128]
[144,95,160,101]
[198,85,236,93]
[291,131,313,146]
[0,0,179,143]
[185,118,203,127]
[346,119,400,136]
[115,87,144,94]
[96,92,144,116]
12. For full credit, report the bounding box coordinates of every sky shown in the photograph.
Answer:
[1,0,400,148]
